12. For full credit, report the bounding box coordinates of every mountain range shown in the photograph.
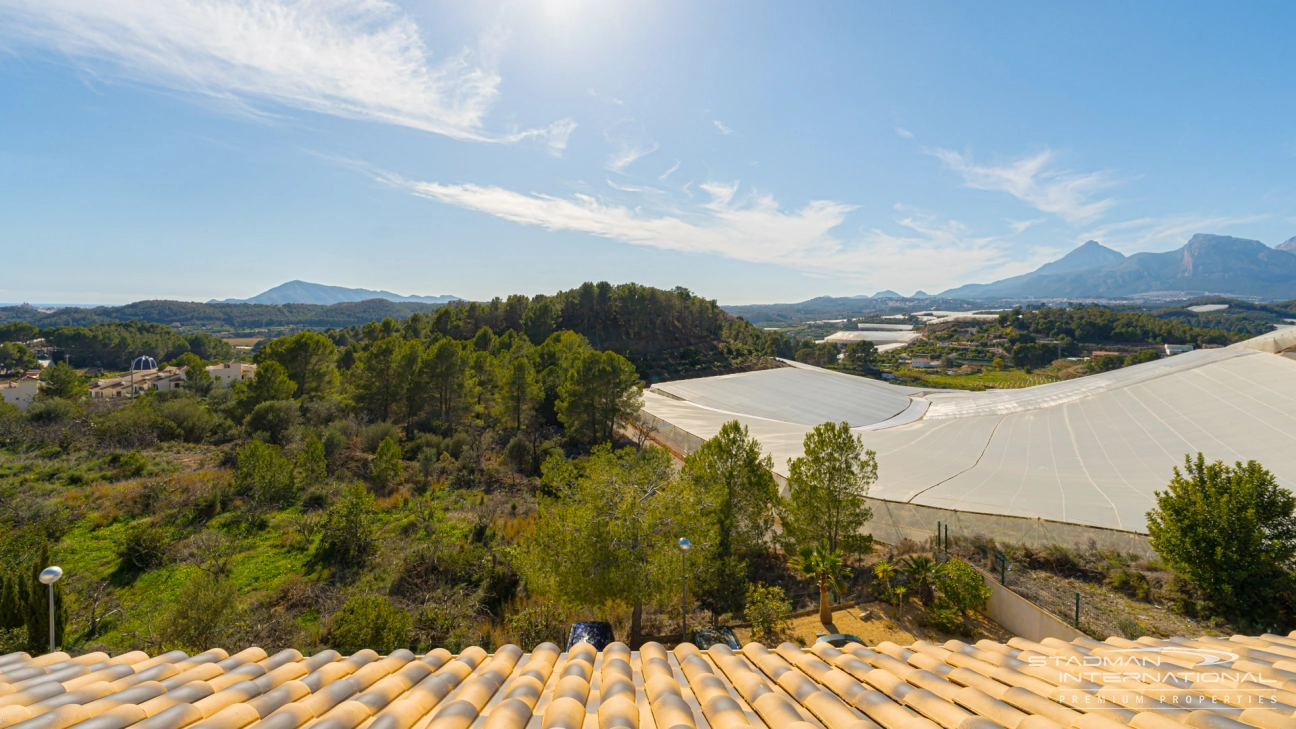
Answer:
[212,280,459,306]
[940,234,1296,300]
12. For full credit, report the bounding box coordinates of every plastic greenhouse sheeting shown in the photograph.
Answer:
[641,341,1296,535]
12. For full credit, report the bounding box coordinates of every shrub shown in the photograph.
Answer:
[1105,568,1151,601]
[95,406,181,449]
[244,400,300,446]
[113,451,152,479]
[370,437,405,495]
[744,582,792,646]
[1125,349,1160,367]
[412,587,484,652]
[234,440,297,510]
[329,595,412,653]
[0,627,25,655]
[1146,453,1296,620]
[503,602,567,651]
[933,559,992,616]
[1115,615,1148,639]
[924,602,963,633]
[155,398,219,443]
[315,484,377,568]
[26,398,82,424]
[116,521,170,571]
[161,571,238,651]
[360,422,401,454]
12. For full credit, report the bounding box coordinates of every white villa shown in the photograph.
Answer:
[89,360,257,399]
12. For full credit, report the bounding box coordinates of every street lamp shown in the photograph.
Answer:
[677,538,691,644]
[38,566,62,653]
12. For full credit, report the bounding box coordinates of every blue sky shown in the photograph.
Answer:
[2,1,1295,305]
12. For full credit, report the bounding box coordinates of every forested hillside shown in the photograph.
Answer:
[325,283,798,382]
[3,283,802,381]
[0,283,819,655]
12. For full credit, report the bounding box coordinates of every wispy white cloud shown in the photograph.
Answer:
[930,148,1118,225]
[0,0,571,147]
[381,172,1024,291]
[1080,213,1267,253]
[606,179,664,194]
[895,126,914,139]
[658,160,680,182]
[605,141,659,173]
[713,120,734,135]
[1007,217,1046,235]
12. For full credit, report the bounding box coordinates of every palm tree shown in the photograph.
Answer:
[873,560,897,604]
[789,541,852,624]
[900,555,938,605]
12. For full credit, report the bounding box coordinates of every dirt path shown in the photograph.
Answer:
[733,600,1013,647]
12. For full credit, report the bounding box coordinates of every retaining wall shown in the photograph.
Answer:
[971,564,1088,643]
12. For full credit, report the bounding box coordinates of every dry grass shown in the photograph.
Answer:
[732,600,1013,648]
[1006,569,1224,640]
[219,337,264,347]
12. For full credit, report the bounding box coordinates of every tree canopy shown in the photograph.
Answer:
[1147,453,1296,621]
[781,421,876,558]
[514,446,715,646]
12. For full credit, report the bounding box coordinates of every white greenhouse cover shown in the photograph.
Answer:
[642,329,1296,534]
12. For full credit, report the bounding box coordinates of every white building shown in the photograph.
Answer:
[1,375,40,409]
[206,361,257,387]
[1164,343,1195,355]
[87,360,256,398]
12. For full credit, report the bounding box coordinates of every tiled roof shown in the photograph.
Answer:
[2,631,1295,729]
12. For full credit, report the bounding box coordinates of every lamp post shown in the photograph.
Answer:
[677,537,691,644]
[38,566,62,653]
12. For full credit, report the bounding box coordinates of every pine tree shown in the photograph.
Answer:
[0,575,21,630]
[296,434,328,491]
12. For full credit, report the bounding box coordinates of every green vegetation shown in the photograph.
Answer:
[328,595,413,653]
[743,582,792,646]
[0,299,443,330]
[43,322,233,369]
[680,421,780,616]
[0,341,38,375]
[788,541,851,625]
[1146,454,1296,627]
[781,421,876,558]
[933,555,990,617]
[513,445,715,646]
[774,302,1268,392]
[1,283,874,655]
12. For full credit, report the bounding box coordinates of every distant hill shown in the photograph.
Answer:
[213,280,459,305]
[0,299,442,329]
[941,235,1296,300]
[941,240,1126,299]
[722,295,979,324]
[1278,236,1296,253]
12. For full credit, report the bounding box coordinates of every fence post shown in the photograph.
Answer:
[1074,592,1080,628]
[936,521,941,551]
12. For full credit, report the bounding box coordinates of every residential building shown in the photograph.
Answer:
[90,367,181,398]
[206,361,257,387]
[89,361,256,398]
[1,374,40,409]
